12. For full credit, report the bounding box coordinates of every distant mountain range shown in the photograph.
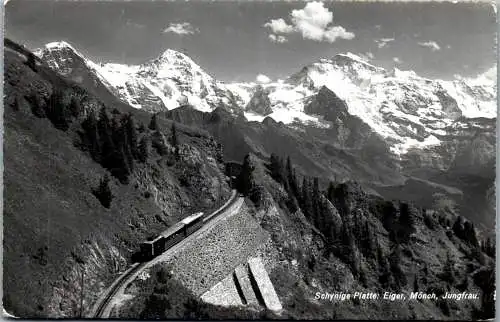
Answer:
[35,41,497,232]
[36,41,496,156]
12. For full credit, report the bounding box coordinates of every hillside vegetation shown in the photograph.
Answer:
[3,39,230,317]
[233,153,495,320]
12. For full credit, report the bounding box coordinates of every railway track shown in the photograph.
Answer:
[92,262,147,317]
[91,190,240,318]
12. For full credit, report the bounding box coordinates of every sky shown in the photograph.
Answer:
[5,0,497,83]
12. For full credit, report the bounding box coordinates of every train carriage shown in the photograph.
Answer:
[140,235,165,260]
[139,212,206,260]
[182,212,205,236]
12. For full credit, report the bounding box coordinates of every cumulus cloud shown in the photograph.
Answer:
[263,18,294,34]
[163,22,199,35]
[375,38,395,49]
[418,41,441,51]
[256,74,272,84]
[269,34,288,43]
[393,57,402,64]
[263,1,355,43]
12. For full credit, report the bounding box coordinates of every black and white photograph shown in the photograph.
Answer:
[2,0,497,319]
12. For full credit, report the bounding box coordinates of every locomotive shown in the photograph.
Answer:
[139,211,206,260]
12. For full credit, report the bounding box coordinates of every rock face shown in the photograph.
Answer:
[245,85,272,116]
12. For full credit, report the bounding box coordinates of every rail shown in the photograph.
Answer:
[90,189,239,318]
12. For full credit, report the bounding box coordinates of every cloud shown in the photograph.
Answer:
[269,34,288,43]
[360,52,375,60]
[263,1,355,43]
[375,38,395,49]
[126,20,145,29]
[393,57,402,64]
[256,74,271,84]
[418,41,441,51]
[263,18,294,34]
[163,22,199,35]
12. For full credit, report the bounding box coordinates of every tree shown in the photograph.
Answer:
[138,136,150,163]
[123,113,139,159]
[441,251,455,284]
[413,274,419,292]
[81,110,101,162]
[151,130,168,156]
[301,177,313,217]
[170,122,179,157]
[92,174,113,208]
[269,154,284,183]
[69,96,81,118]
[236,154,255,196]
[97,107,116,169]
[286,157,294,192]
[149,113,160,131]
[47,89,70,131]
[312,177,320,223]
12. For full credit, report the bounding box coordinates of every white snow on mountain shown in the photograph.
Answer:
[36,42,237,112]
[35,42,496,155]
[234,52,496,153]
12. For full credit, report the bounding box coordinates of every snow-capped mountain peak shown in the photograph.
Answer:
[35,40,91,76]
[36,42,496,157]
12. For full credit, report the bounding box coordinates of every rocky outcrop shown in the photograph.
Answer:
[245,85,272,116]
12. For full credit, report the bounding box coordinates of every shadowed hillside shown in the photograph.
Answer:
[3,39,231,318]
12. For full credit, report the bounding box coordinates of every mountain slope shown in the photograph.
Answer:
[4,39,231,317]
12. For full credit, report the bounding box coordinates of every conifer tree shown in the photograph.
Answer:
[312,177,320,222]
[138,136,150,163]
[123,113,138,159]
[81,110,101,162]
[170,122,180,157]
[441,251,455,284]
[92,174,113,208]
[269,154,284,183]
[236,154,255,196]
[413,274,419,292]
[302,177,313,217]
[149,113,160,131]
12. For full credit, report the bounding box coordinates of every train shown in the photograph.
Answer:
[139,211,206,261]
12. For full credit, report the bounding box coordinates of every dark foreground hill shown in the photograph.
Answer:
[233,154,495,319]
[3,39,231,317]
